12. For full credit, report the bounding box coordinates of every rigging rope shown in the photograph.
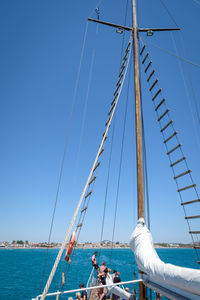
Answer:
[137,0,151,231]
[99,0,130,265]
[72,49,96,190]
[110,46,132,264]
[159,0,179,27]
[98,116,116,263]
[191,0,200,7]
[40,35,132,300]
[160,0,200,134]
[178,31,200,131]
[170,32,200,153]
[109,0,129,265]
[140,38,200,69]
[57,49,97,292]
[57,176,97,292]
[39,21,89,294]
[89,0,104,19]
[67,38,133,282]
[119,0,129,67]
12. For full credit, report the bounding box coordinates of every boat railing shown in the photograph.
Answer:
[86,267,97,298]
[32,279,142,299]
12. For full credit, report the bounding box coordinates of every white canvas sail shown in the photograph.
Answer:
[130,218,200,297]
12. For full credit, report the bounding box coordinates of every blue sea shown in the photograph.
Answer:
[0,248,199,300]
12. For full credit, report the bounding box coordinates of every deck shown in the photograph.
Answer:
[89,287,99,300]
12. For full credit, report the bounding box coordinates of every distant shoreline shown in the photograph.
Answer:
[0,241,194,250]
[0,244,193,250]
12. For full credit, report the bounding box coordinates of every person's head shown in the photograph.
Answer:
[113,269,117,274]
[108,268,111,273]
[116,272,120,276]
[79,283,84,289]
[94,251,97,256]
[76,292,81,299]
[104,268,108,273]
[125,288,129,293]
[102,261,106,266]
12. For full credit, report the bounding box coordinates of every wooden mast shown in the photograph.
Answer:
[131,1,147,299]
[131,0,145,220]
[89,5,180,300]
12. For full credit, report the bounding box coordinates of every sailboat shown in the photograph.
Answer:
[32,0,200,299]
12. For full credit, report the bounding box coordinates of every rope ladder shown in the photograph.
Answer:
[140,42,200,264]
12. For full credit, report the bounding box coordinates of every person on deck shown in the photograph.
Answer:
[156,292,161,300]
[111,272,121,300]
[91,251,99,270]
[79,283,87,300]
[100,261,107,273]
[106,268,113,299]
[98,266,108,285]
[113,272,121,285]
[76,292,81,300]
[112,270,117,280]
[97,268,108,300]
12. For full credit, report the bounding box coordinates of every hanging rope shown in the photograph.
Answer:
[62,38,133,282]
[98,0,130,265]
[98,117,116,264]
[39,21,89,294]
[57,50,97,292]
[141,117,151,230]
[110,46,132,264]
[119,0,129,67]
[75,38,132,270]
[39,35,133,300]
[72,49,96,190]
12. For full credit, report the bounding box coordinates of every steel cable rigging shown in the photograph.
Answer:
[159,0,200,137]
[39,21,89,293]
[39,35,132,299]
[98,0,131,266]
[109,49,133,265]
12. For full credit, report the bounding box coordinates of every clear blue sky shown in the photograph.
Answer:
[1,0,200,244]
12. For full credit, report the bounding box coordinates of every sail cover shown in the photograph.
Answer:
[130,218,200,297]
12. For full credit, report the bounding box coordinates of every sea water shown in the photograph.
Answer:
[0,248,199,300]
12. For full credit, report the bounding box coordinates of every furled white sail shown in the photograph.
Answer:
[130,218,200,297]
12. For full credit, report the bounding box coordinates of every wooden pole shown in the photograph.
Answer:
[131,0,145,221]
[131,1,147,299]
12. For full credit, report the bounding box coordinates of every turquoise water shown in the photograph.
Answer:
[0,248,199,300]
